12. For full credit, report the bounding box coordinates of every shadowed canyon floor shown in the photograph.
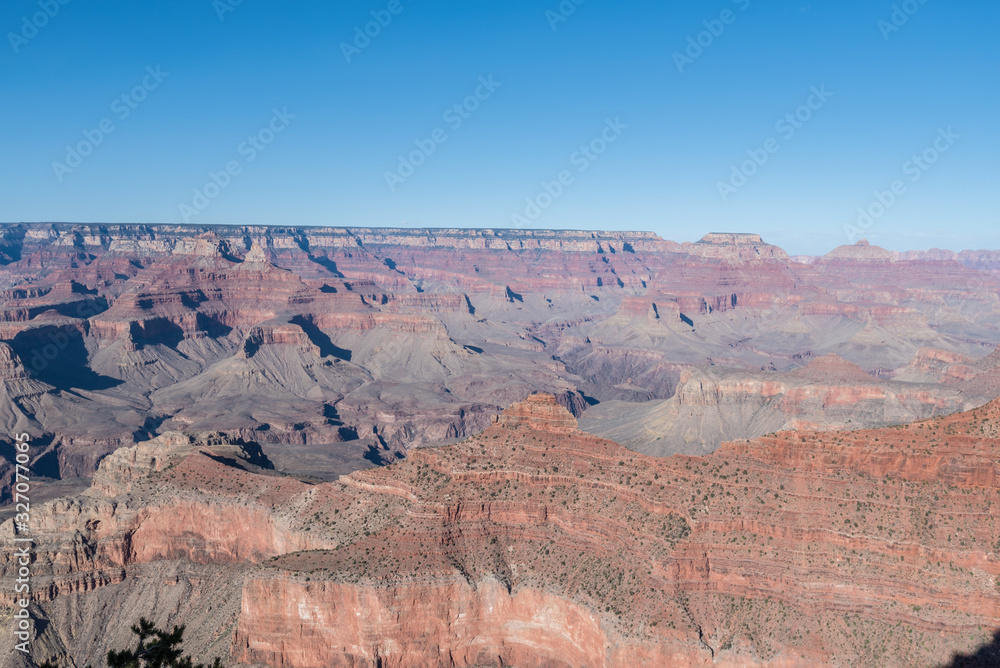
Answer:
[3,224,1000,502]
[2,394,999,667]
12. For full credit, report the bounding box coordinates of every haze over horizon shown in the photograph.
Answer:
[3,221,999,258]
[2,1,997,255]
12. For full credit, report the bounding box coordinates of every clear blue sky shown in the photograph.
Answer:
[1,0,997,255]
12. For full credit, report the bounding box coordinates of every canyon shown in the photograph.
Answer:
[1,393,998,666]
[2,224,1000,501]
[2,223,1000,666]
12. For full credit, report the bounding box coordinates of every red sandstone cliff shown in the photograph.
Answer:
[228,396,1000,667]
[4,395,998,666]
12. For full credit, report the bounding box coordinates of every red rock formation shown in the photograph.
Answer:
[495,393,580,433]
[4,394,1000,665]
[823,239,895,262]
[230,396,1000,667]
[3,222,1000,511]
[683,233,790,261]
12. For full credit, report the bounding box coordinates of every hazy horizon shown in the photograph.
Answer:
[4,220,1000,257]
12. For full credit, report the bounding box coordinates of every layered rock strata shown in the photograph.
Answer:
[2,395,998,667]
[2,223,1000,503]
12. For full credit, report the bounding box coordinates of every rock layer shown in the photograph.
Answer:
[3,394,999,666]
[3,223,1000,501]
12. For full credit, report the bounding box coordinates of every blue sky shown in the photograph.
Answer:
[1,0,997,255]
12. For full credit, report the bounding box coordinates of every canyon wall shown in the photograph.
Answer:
[3,395,998,666]
[3,225,1000,502]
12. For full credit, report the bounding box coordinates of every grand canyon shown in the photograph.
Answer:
[2,223,1000,666]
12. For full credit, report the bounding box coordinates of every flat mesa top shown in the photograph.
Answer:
[697,233,765,245]
[0,222,659,238]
